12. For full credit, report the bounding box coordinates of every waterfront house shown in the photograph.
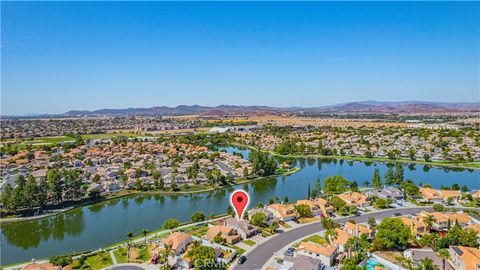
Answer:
[296,199,322,216]
[205,225,241,244]
[370,187,404,200]
[296,242,337,267]
[161,232,192,256]
[267,203,296,222]
[224,218,259,239]
[314,197,334,217]
[247,208,278,225]
[336,192,370,208]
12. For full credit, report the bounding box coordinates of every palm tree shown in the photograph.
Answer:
[395,255,416,270]
[416,258,439,270]
[325,229,338,244]
[142,228,149,246]
[438,249,450,270]
[363,180,370,187]
[422,215,437,231]
[160,244,172,270]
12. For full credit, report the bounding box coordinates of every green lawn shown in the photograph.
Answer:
[187,225,209,237]
[228,245,246,255]
[84,252,113,269]
[242,239,256,246]
[113,247,127,263]
[135,247,150,262]
[301,234,328,245]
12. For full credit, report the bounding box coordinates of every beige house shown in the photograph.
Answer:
[296,242,338,267]
[344,222,374,238]
[330,228,354,253]
[449,246,480,270]
[161,232,192,256]
[267,203,296,222]
[315,197,334,216]
[296,199,322,216]
[336,192,370,208]
[419,188,461,203]
[400,216,428,237]
[205,225,241,244]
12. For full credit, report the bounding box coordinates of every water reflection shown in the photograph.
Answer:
[2,210,85,250]
[2,147,479,265]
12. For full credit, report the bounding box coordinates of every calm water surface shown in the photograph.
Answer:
[1,146,479,265]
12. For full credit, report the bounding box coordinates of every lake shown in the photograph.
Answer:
[1,146,479,265]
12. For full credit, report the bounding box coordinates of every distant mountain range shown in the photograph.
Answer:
[5,101,479,118]
[60,101,480,117]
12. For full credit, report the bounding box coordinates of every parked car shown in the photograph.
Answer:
[284,247,295,256]
[238,256,247,264]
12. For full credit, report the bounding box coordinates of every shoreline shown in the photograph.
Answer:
[0,167,300,224]
[230,142,480,170]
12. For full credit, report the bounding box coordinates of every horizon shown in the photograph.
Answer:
[2,1,479,115]
[2,99,480,117]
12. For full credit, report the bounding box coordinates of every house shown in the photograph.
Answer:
[267,203,296,222]
[296,200,322,216]
[449,246,480,270]
[205,225,241,244]
[296,242,338,267]
[419,188,461,203]
[330,228,353,253]
[314,197,334,216]
[247,208,278,225]
[344,222,374,238]
[400,216,428,237]
[467,224,480,242]
[224,218,258,239]
[161,232,192,256]
[404,248,453,270]
[281,254,322,270]
[471,190,480,200]
[336,192,370,208]
[22,262,61,270]
[371,187,404,200]
[418,211,471,231]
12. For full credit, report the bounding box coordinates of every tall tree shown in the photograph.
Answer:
[384,167,396,186]
[372,168,382,189]
[395,163,404,184]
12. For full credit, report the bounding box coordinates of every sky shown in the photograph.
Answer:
[1,1,479,115]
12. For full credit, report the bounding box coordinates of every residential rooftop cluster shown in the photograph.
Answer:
[0,117,198,139]
[235,125,480,163]
[0,137,252,213]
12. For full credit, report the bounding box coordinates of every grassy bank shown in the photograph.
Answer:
[231,142,480,170]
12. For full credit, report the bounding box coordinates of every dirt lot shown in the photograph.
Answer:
[247,115,408,127]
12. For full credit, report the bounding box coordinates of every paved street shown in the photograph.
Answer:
[233,207,438,270]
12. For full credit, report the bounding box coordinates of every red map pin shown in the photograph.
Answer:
[230,190,249,220]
